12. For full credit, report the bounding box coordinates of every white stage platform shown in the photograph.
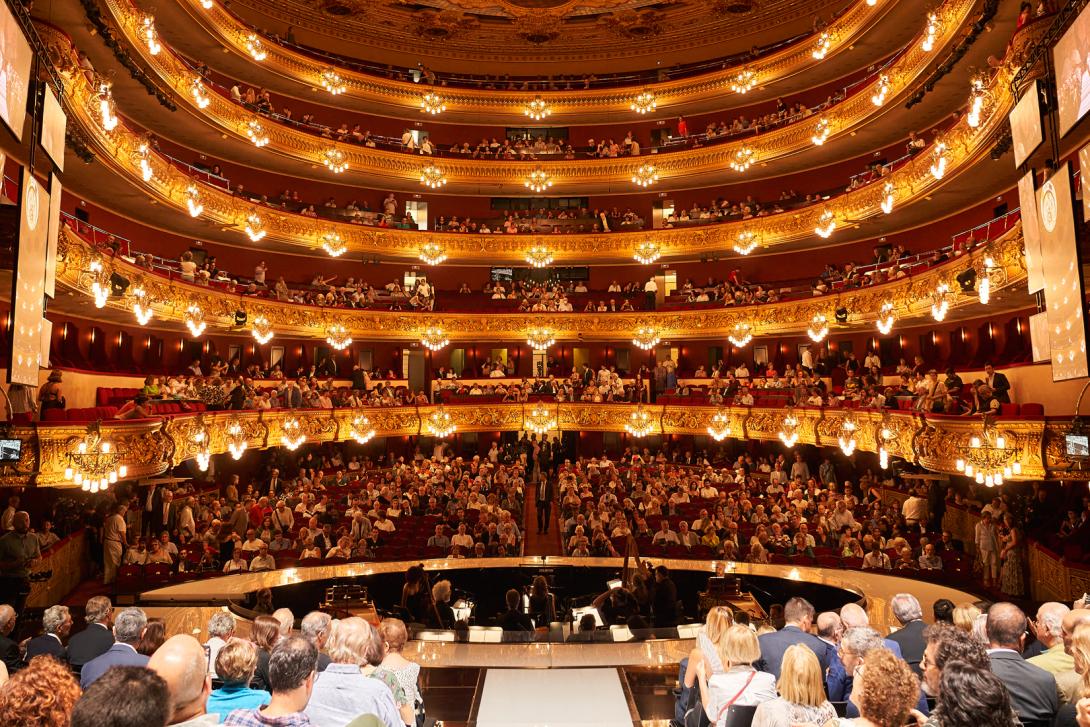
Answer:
[476,667,634,727]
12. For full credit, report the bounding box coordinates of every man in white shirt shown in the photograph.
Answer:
[801,347,814,371]
[373,513,397,533]
[829,500,859,532]
[249,546,276,571]
[652,520,680,545]
[677,522,699,548]
[901,488,929,528]
[239,530,266,552]
[644,277,658,309]
[451,523,474,549]
[975,511,1000,587]
[862,544,891,570]
[789,453,810,481]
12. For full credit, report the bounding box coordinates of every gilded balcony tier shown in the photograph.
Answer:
[5,402,1064,488]
[157,0,889,121]
[43,20,1023,265]
[54,221,1027,343]
[79,0,973,191]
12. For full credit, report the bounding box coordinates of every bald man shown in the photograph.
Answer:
[1028,602,1076,702]
[817,612,849,700]
[272,608,294,639]
[987,602,1058,725]
[839,602,903,658]
[147,634,217,726]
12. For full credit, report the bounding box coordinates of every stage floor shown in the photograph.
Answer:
[476,668,635,727]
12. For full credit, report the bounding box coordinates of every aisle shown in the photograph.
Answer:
[523,479,563,557]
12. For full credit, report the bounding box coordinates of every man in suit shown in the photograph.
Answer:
[142,483,164,537]
[536,478,555,535]
[25,604,71,662]
[817,611,848,700]
[267,468,282,497]
[80,607,150,689]
[0,604,20,673]
[986,602,1057,726]
[887,593,927,675]
[651,565,679,628]
[67,596,115,671]
[757,596,830,678]
[151,488,176,536]
[984,362,1011,403]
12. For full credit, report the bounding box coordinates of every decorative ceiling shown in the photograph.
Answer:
[224,0,854,70]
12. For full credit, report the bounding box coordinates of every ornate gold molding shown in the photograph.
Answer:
[55,220,1027,343]
[5,400,1065,488]
[86,0,977,193]
[163,0,888,118]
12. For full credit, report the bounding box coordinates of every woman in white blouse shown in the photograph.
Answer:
[752,645,836,727]
[693,625,777,726]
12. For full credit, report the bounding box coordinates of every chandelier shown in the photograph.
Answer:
[631,164,659,188]
[191,76,211,109]
[524,404,556,435]
[426,407,456,438]
[420,327,449,351]
[200,0,213,7]
[811,117,831,146]
[625,406,656,438]
[420,165,447,188]
[186,184,204,217]
[807,313,829,342]
[322,147,348,174]
[131,286,153,325]
[136,143,153,182]
[778,412,799,448]
[838,419,858,456]
[281,417,306,450]
[967,76,988,128]
[65,423,127,493]
[730,69,757,94]
[955,420,1021,486]
[814,209,836,238]
[245,210,266,242]
[252,315,274,344]
[871,74,891,107]
[525,246,554,268]
[930,140,947,180]
[931,283,950,322]
[526,328,556,350]
[350,415,375,444]
[98,82,119,131]
[728,322,753,347]
[420,92,446,115]
[244,32,267,61]
[978,256,1000,304]
[419,242,447,266]
[226,418,248,459]
[707,410,732,441]
[921,11,941,52]
[524,96,551,120]
[320,67,346,95]
[88,258,110,308]
[141,15,161,55]
[321,231,346,257]
[246,118,269,147]
[812,31,833,60]
[876,301,895,335]
[633,240,661,265]
[325,324,352,350]
[878,424,894,469]
[184,304,207,337]
[630,90,657,114]
[734,230,757,255]
[192,418,212,472]
[729,146,755,173]
[632,327,661,350]
[880,181,895,214]
[525,167,553,193]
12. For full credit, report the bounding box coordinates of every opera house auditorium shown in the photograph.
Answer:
[4,0,1090,724]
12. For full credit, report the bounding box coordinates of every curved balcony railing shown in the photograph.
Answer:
[55,215,1026,344]
[5,398,1064,489]
[157,0,892,117]
[88,0,971,189]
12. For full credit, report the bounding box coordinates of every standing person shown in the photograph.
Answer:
[644,276,658,310]
[652,565,679,628]
[4,382,37,423]
[536,477,554,535]
[0,510,41,613]
[38,371,65,413]
[103,503,129,585]
[999,514,1025,597]
[975,510,1000,588]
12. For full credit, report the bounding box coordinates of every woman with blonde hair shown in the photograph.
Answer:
[376,618,422,726]
[752,644,836,727]
[684,607,733,691]
[951,603,981,634]
[692,624,777,726]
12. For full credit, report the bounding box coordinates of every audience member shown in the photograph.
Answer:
[757,597,830,678]
[0,654,81,726]
[67,596,115,669]
[693,625,776,726]
[303,619,401,727]
[147,634,217,726]
[224,636,318,726]
[80,607,150,689]
[986,602,1058,725]
[752,644,836,726]
[207,639,271,720]
[887,593,927,675]
[70,665,172,727]
[25,604,71,662]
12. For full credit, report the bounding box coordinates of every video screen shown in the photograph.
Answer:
[490,267,514,281]
[1065,433,1089,457]
[0,439,21,461]
[9,170,49,386]
[1010,80,1043,168]
[1029,311,1050,362]
[44,174,61,298]
[1037,162,1088,382]
[1080,140,1090,222]
[1018,171,1044,294]
[1054,6,1090,137]
[39,84,66,172]
[0,2,32,140]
